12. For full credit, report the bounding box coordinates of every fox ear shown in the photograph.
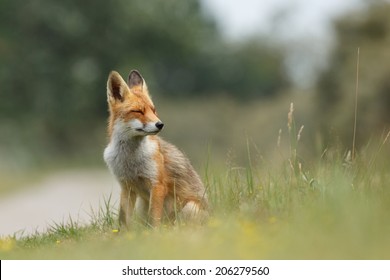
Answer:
[128,69,153,103]
[107,71,127,102]
[127,70,144,90]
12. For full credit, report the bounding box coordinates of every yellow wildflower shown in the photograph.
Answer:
[0,238,15,251]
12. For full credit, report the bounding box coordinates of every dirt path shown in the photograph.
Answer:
[0,169,120,237]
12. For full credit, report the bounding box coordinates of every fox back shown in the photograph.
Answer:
[103,70,208,227]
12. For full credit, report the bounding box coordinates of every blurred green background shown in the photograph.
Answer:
[2,0,390,258]
[1,0,390,179]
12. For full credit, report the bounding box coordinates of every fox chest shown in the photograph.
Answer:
[104,138,159,194]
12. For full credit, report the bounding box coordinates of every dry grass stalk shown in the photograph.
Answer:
[352,47,360,161]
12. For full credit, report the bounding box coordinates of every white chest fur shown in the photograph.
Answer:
[104,122,159,190]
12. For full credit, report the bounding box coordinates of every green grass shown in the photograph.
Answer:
[1,107,390,260]
[2,146,390,259]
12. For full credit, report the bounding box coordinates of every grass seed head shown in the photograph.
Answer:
[287,102,294,132]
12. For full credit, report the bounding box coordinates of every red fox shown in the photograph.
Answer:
[104,70,208,228]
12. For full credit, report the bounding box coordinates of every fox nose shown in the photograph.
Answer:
[155,121,164,130]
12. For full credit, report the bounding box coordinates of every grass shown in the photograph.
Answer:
[1,106,390,260]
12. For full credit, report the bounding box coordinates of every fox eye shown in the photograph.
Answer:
[130,109,144,114]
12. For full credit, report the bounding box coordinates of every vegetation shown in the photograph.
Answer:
[316,1,390,145]
[0,0,288,165]
[1,105,390,259]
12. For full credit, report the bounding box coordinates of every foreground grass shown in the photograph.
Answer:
[1,144,390,259]
[1,105,390,259]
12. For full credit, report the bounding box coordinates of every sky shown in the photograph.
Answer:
[201,0,365,40]
[200,0,367,87]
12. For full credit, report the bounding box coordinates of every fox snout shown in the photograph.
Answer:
[155,121,164,130]
[150,120,164,134]
[132,119,164,136]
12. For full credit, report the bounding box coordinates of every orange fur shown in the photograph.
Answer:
[104,70,208,228]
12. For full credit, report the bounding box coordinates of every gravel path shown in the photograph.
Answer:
[0,169,120,237]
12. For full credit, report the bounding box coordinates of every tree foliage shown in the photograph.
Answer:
[316,2,390,144]
[0,0,289,154]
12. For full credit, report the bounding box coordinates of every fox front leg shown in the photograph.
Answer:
[148,184,167,227]
[119,187,136,228]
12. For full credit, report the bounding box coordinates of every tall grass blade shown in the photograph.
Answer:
[352,47,360,161]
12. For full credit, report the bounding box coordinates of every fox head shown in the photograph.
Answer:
[106,70,164,139]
